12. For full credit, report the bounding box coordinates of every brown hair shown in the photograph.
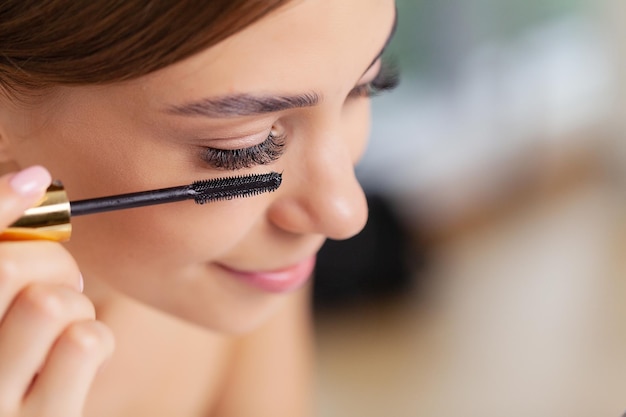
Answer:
[0,0,292,96]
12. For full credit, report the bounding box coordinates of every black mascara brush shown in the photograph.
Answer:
[70,172,282,216]
[1,172,282,242]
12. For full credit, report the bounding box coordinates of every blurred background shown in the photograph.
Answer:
[313,0,626,416]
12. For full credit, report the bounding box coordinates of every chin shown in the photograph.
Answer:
[181,307,281,336]
[149,291,289,336]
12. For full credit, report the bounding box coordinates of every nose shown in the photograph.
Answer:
[267,135,369,241]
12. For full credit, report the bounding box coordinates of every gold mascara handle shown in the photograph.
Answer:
[0,182,71,242]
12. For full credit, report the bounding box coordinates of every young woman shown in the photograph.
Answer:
[0,1,398,415]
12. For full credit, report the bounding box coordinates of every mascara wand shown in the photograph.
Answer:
[71,172,282,216]
[1,172,282,242]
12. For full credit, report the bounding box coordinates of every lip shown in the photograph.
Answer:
[217,255,316,293]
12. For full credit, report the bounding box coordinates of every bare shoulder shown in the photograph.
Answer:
[211,286,315,417]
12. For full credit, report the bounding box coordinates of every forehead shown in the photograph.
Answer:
[135,0,395,101]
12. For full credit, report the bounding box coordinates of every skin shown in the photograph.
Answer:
[0,0,396,416]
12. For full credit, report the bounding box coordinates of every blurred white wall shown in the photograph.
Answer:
[359,0,616,233]
[599,0,626,190]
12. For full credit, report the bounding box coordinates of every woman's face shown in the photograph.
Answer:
[0,0,397,333]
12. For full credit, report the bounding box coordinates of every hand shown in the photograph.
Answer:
[0,166,114,417]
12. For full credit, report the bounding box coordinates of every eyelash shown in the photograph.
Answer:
[201,62,400,170]
[202,130,286,170]
[349,62,400,98]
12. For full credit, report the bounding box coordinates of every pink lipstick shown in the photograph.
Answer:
[220,256,316,293]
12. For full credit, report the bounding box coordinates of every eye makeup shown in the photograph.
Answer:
[201,128,286,170]
[349,60,400,99]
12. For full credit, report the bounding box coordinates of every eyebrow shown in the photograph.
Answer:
[166,92,320,118]
[166,9,398,119]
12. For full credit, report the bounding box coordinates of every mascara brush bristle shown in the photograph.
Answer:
[191,172,282,204]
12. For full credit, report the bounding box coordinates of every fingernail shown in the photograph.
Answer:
[9,166,51,196]
[79,273,84,293]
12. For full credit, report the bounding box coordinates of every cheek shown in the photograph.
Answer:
[5,115,144,198]
[77,194,262,256]
[67,197,262,273]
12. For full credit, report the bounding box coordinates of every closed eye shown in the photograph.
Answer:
[349,60,400,99]
[201,130,286,171]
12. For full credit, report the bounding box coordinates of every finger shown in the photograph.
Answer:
[0,284,95,406]
[0,166,51,230]
[24,320,114,417]
[0,240,82,318]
